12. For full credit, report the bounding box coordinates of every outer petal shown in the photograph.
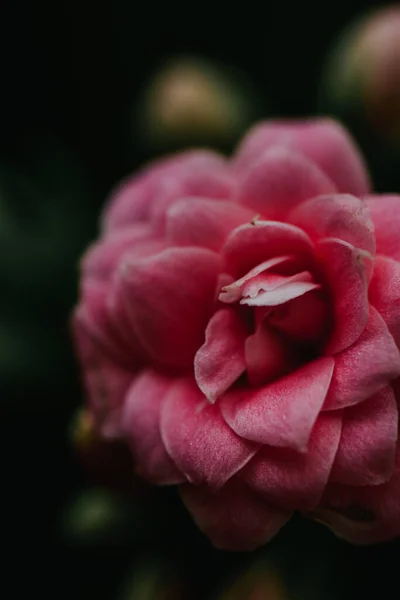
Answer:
[220,357,335,450]
[289,194,375,255]
[316,238,370,355]
[234,119,371,196]
[160,379,259,488]
[166,198,254,251]
[236,147,336,219]
[366,195,400,261]
[194,309,249,403]
[324,308,400,410]
[241,412,342,510]
[118,247,221,369]
[369,255,400,346]
[122,370,185,485]
[330,386,397,486]
[180,479,292,551]
[222,220,314,278]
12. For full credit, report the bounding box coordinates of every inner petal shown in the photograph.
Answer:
[240,271,320,307]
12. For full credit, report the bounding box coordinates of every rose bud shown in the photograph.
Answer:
[321,6,400,141]
[134,56,261,153]
[73,118,400,550]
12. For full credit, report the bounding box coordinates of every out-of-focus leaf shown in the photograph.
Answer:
[117,560,192,600]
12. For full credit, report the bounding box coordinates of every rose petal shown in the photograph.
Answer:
[269,291,329,344]
[220,357,335,450]
[241,271,319,307]
[316,238,370,355]
[166,198,254,251]
[122,370,185,485]
[236,147,336,219]
[289,194,375,255]
[244,325,294,387]
[366,195,400,261]
[118,247,221,369]
[180,479,292,551]
[222,220,314,278]
[241,412,342,510]
[194,309,249,403]
[369,255,400,346]
[330,386,397,486]
[234,119,371,196]
[160,379,259,488]
[324,307,400,410]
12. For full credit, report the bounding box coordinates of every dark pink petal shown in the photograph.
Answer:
[118,247,221,369]
[166,198,254,251]
[324,308,400,410]
[194,309,249,403]
[312,447,400,545]
[366,195,400,261]
[72,317,135,439]
[269,291,328,344]
[236,147,336,219]
[241,271,319,307]
[241,412,342,510]
[289,194,375,255]
[160,379,259,488]
[330,386,397,486]
[180,479,292,551]
[234,119,370,196]
[81,226,161,282]
[244,325,294,387]
[316,238,371,355]
[369,255,400,346]
[220,357,334,450]
[122,370,185,485]
[222,220,314,278]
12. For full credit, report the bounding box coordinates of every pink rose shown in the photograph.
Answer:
[73,119,400,550]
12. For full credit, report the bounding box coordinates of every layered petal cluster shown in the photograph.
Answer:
[73,119,400,550]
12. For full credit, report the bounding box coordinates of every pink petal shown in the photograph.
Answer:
[316,238,371,355]
[288,194,375,255]
[324,307,400,410]
[118,247,221,369]
[122,370,185,485]
[269,291,329,344]
[241,412,342,510]
[234,119,371,196]
[366,195,400,261]
[236,147,336,219]
[244,325,294,387]
[180,479,292,551]
[369,255,400,346]
[160,379,259,488]
[330,386,397,486]
[241,271,319,307]
[222,221,314,278]
[194,309,249,403]
[220,357,335,450]
[165,198,254,252]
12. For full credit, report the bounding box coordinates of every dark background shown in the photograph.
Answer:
[2,2,400,598]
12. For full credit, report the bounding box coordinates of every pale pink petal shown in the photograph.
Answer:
[180,479,292,551]
[194,309,249,403]
[244,325,294,387]
[324,308,400,410]
[117,247,221,369]
[316,238,371,355]
[241,412,342,510]
[222,221,314,278]
[234,119,370,195]
[220,357,335,450]
[165,198,254,251]
[369,255,400,346]
[160,379,259,488]
[241,271,319,307]
[269,291,329,344]
[236,147,336,219]
[122,370,185,485]
[366,195,400,261]
[289,194,375,255]
[330,386,397,486]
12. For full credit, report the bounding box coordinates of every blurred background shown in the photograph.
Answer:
[3,1,400,598]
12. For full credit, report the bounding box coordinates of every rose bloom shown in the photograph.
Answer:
[73,119,400,550]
